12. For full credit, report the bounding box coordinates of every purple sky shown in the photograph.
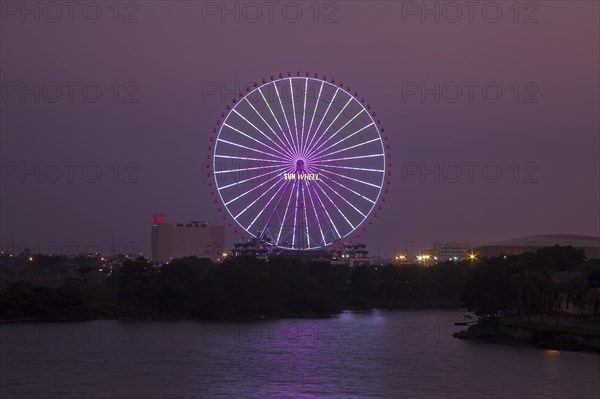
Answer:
[1,1,599,258]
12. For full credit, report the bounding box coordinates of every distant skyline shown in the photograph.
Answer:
[1,2,599,258]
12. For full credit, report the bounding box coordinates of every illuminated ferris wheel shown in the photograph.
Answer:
[208,73,390,250]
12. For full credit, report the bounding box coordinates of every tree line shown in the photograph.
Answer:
[461,246,600,321]
[0,245,597,322]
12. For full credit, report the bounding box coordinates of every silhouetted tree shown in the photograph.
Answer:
[115,256,158,316]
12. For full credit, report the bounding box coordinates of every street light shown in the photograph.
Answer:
[395,255,406,262]
[417,254,431,266]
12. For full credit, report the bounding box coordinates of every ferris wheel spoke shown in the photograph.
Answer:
[311,163,385,174]
[311,176,367,218]
[304,80,324,155]
[217,137,288,162]
[245,179,289,231]
[306,96,353,156]
[215,154,281,163]
[259,179,293,241]
[309,107,365,156]
[307,181,341,240]
[300,78,309,155]
[305,180,326,246]
[273,82,298,155]
[222,122,290,160]
[312,137,381,161]
[307,168,376,205]
[312,153,384,163]
[310,120,374,160]
[312,166,382,190]
[289,78,300,153]
[276,180,297,245]
[304,87,339,153]
[233,174,287,220]
[311,182,355,230]
[218,165,287,190]
[234,106,293,159]
[259,87,296,154]
[223,171,284,206]
[244,98,293,159]
[214,164,282,175]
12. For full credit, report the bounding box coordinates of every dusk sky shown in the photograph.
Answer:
[1,1,598,258]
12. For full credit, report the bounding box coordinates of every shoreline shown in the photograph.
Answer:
[454,318,600,354]
[0,305,465,324]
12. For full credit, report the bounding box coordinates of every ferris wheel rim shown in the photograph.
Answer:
[210,74,389,250]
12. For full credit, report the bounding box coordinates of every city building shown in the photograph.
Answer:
[393,241,471,264]
[233,238,269,259]
[151,214,225,264]
[331,242,374,267]
[434,242,469,261]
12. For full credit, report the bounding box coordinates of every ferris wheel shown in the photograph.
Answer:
[208,72,390,250]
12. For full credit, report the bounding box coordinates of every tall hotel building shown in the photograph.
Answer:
[151,214,225,263]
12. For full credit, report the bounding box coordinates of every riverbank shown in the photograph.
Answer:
[454,318,600,353]
[0,301,466,324]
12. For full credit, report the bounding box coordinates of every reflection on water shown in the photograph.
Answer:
[1,310,598,398]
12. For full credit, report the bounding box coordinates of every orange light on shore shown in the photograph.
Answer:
[545,349,561,357]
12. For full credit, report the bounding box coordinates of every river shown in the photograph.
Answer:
[1,309,598,398]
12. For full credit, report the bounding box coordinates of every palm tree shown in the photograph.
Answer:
[567,278,590,323]
[535,271,555,324]
[590,287,600,319]
[554,281,567,325]
[517,271,537,321]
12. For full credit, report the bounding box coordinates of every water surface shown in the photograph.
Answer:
[1,310,598,398]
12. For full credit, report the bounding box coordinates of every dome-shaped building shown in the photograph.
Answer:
[476,234,599,259]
